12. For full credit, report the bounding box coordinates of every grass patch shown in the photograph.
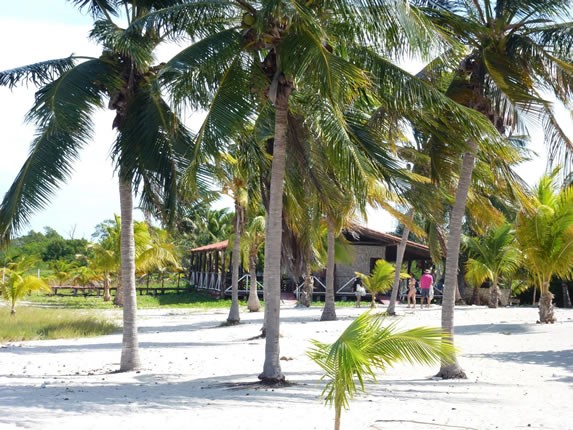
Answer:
[0,307,119,342]
[24,289,237,310]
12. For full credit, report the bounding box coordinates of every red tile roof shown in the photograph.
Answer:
[190,240,229,252]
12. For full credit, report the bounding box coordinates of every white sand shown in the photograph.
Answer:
[0,303,572,430]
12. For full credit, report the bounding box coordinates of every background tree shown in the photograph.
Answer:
[515,172,573,323]
[1,258,50,315]
[413,0,573,379]
[463,223,521,308]
[0,0,199,371]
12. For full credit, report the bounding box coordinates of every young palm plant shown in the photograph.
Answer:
[515,172,573,323]
[463,223,521,308]
[1,259,50,315]
[356,260,407,309]
[308,311,455,430]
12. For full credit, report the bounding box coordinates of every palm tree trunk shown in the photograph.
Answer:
[386,210,413,315]
[320,220,337,321]
[488,279,500,308]
[247,255,261,312]
[259,74,291,384]
[562,283,572,308]
[227,204,241,325]
[436,140,476,379]
[298,264,313,307]
[118,177,140,372]
[538,282,556,323]
[103,272,111,302]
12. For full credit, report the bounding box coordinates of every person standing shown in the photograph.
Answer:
[419,269,433,308]
[353,277,365,308]
[407,275,417,308]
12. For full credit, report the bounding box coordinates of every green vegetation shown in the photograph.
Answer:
[24,290,237,310]
[0,307,118,342]
[308,312,455,430]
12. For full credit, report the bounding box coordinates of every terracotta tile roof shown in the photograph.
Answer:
[190,240,228,252]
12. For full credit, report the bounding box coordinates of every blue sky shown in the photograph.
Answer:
[0,1,557,241]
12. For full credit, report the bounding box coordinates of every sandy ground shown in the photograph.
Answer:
[0,302,572,430]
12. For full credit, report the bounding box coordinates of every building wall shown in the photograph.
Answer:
[335,244,386,291]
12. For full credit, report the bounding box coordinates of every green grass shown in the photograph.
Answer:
[24,289,237,310]
[0,307,119,342]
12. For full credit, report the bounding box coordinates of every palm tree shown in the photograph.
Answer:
[515,172,573,323]
[142,0,500,383]
[356,260,405,309]
[1,259,50,315]
[413,0,573,379]
[307,311,455,430]
[0,1,194,371]
[463,223,521,308]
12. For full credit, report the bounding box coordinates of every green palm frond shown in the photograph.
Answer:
[307,312,454,422]
[0,60,115,244]
[90,20,156,72]
[161,28,245,108]
[0,57,77,89]
[69,0,120,19]
[111,79,193,225]
[126,1,238,41]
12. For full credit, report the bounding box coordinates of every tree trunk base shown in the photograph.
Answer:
[225,319,240,326]
[257,375,287,386]
[538,292,556,323]
[435,363,467,379]
[320,310,337,321]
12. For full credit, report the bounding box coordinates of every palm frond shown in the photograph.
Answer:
[0,59,113,243]
[0,57,76,89]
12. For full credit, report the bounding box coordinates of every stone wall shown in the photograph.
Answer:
[336,244,386,291]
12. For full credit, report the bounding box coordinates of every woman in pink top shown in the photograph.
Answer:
[419,269,433,308]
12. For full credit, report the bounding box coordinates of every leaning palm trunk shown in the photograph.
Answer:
[437,140,477,379]
[320,221,337,321]
[259,77,291,384]
[247,255,261,312]
[227,205,242,325]
[538,282,556,323]
[386,211,413,315]
[119,178,140,372]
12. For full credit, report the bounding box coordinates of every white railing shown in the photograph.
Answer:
[223,274,264,295]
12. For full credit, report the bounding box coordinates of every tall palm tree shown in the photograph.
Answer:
[413,0,573,379]
[515,172,573,323]
[0,2,194,372]
[308,311,455,430]
[143,0,500,383]
[463,223,521,308]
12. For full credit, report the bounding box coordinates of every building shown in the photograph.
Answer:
[188,225,431,299]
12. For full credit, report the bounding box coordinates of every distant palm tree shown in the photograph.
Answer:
[464,224,521,308]
[240,214,266,312]
[1,259,50,315]
[308,311,455,430]
[356,260,406,309]
[515,172,573,323]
